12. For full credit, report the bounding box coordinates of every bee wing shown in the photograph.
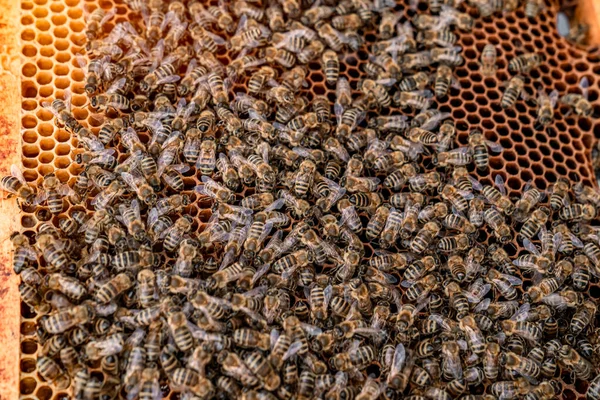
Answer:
[264,199,285,213]
[523,237,541,256]
[33,189,49,205]
[571,233,584,248]
[205,30,227,45]
[100,8,116,26]
[324,285,333,307]
[75,55,87,70]
[447,146,470,155]
[283,340,304,361]
[400,280,415,288]
[269,328,280,350]
[465,283,491,303]
[300,322,322,336]
[580,77,589,99]
[549,90,559,107]
[42,101,59,118]
[147,207,160,227]
[494,174,507,195]
[63,89,72,111]
[156,74,181,85]
[106,77,126,94]
[264,230,283,250]
[257,222,274,246]
[473,297,491,313]
[376,77,397,87]
[541,293,569,311]
[389,343,406,377]
[57,184,75,197]
[321,241,344,264]
[169,164,191,174]
[339,205,358,226]
[485,140,503,153]
[502,273,523,286]
[10,164,28,185]
[251,263,271,286]
[510,302,530,321]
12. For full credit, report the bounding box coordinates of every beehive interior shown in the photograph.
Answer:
[15,0,600,399]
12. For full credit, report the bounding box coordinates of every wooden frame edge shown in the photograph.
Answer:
[0,0,25,399]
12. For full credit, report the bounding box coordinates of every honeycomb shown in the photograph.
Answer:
[11,0,600,399]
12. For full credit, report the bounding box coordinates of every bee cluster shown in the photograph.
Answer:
[7,0,600,399]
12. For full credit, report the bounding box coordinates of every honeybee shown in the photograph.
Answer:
[509,52,543,74]
[519,207,549,240]
[121,171,157,206]
[438,233,470,252]
[514,184,546,222]
[570,300,596,335]
[483,207,512,243]
[501,75,526,109]
[479,43,497,76]
[41,303,95,334]
[394,90,433,110]
[490,377,531,399]
[560,77,593,117]
[559,203,596,221]
[469,130,503,170]
[486,269,522,300]
[90,78,131,112]
[536,88,559,127]
[11,233,37,274]
[441,184,473,213]
[558,345,593,380]
[85,8,115,40]
[480,175,515,215]
[572,253,592,291]
[1,164,35,205]
[35,233,70,272]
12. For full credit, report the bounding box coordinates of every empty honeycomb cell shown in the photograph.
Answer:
[36,386,53,400]
[20,339,37,355]
[32,6,48,18]
[36,123,54,137]
[38,89,54,104]
[22,100,37,111]
[506,177,521,191]
[21,80,38,98]
[35,72,52,86]
[54,77,70,89]
[20,378,37,395]
[54,52,70,63]
[20,215,36,228]
[20,356,36,374]
[22,159,38,169]
[39,47,55,58]
[36,57,53,70]
[49,2,64,12]
[22,44,37,58]
[50,15,66,26]
[54,39,69,51]
[68,19,84,34]
[39,138,55,151]
[23,131,38,144]
[35,19,51,32]
[70,69,83,81]
[563,389,577,400]
[53,26,68,39]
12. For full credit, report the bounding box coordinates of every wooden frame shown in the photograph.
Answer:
[0,0,26,398]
